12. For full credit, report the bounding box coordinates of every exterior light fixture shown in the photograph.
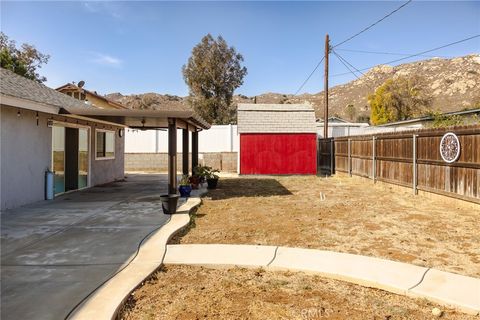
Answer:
[36,112,39,126]
[17,110,21,117]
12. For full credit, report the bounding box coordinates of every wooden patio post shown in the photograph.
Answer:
[192,130,199,175]
[182,129,189,176]
[168,118,177,194]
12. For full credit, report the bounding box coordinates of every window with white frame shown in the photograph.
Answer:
[96,130,115,159]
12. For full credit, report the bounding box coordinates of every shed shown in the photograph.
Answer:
[237,103,317,175]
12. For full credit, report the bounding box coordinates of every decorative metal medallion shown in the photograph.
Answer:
[439,132,460,163]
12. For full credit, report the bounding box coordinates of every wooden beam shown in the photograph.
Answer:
[182,129,189,175]
[168,118,177,194]
[192,130,199,175]
[176,119,188,130]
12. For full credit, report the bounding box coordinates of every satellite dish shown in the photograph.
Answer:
[78,80,85,88]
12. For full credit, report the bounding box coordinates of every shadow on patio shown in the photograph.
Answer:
[207,178,292,200]
[0,174,173,320]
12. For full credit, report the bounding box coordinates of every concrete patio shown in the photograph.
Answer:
[0,174,174,320]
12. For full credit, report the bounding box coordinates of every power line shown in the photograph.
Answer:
[335,48,448,58]
[333,50,376,91]
[294,55,325,95]
[332,50,361,80]
[333,0,412,48]
[332,49,366,77]
[331,34,480,77]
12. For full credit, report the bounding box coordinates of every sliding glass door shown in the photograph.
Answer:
[78,128,89,189]
[52,125,89,195]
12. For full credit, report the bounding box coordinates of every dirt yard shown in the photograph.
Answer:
[121,175,479,320]
[121,265,476,320]
[173,175,480,277]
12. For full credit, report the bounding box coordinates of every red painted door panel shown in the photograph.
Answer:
[240,133,317,175]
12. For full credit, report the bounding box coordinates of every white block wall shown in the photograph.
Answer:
[125,125,239,153]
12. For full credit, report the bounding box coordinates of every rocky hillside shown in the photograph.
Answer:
[106,92,189,111]
[107,54,480,122]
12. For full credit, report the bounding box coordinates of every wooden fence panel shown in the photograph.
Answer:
[333,125,480,204]
[335,140,349,173]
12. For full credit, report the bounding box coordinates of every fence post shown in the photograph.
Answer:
[347,138,351,177]
[412,134,417,195]
[330,138,334,176]
[372,136,376,183]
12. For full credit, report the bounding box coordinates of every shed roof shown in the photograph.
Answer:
[237,103,317,133]
[0,68,93,111]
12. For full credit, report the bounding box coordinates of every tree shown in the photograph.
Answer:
[345,104,356,121]
[182,34,247,124]
[0,32,49,83]
[368,76,432,125]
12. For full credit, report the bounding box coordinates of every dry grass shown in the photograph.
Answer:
[121,265,477,320]
[174,175,480,277]
[121,175,480,320]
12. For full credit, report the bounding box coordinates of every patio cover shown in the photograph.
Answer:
[59,106,210,131]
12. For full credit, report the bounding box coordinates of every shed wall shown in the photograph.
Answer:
[240,133,317,175]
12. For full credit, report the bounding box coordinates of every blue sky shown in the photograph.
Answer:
[1,1,479,96]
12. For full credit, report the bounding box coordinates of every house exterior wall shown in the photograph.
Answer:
[1,106,52,210]
[89,126,125,186]
[0,105,125,210]
[240,133,317,175]
[84,94,117,109]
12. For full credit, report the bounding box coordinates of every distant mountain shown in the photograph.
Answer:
[107,54,480,122]
[106,92,188,111]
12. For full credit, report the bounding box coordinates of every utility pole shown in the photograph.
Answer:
[324,34,329,139]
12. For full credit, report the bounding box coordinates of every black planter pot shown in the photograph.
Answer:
[159,194,180,214]
[206,178,218,189]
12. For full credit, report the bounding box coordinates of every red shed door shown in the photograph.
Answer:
[240,133,317,175]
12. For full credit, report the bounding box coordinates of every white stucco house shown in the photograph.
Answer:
[0,68,210,210]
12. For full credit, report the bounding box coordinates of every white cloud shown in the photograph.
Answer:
[91,52,123,67]
[82,2,123,19]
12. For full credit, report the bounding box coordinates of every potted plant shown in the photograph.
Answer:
[159,194,179,214]
[189,166,203,189]
[204,166,220,189]
[178,175,192,198]
[193,165,207,184]
[189,175,200,189]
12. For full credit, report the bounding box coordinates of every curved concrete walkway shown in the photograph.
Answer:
[69,192,205,320]
[164,244,480,316]
[67,191,479,319]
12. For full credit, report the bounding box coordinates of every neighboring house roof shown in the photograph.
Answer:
[56,83,128,109]
[237,103,317,133]
[0,68,210,130]
[0,68,93,112]
[317,116,350,123]
[377,108,480,127]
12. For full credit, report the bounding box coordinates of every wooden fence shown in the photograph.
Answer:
[334,125,480,204]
